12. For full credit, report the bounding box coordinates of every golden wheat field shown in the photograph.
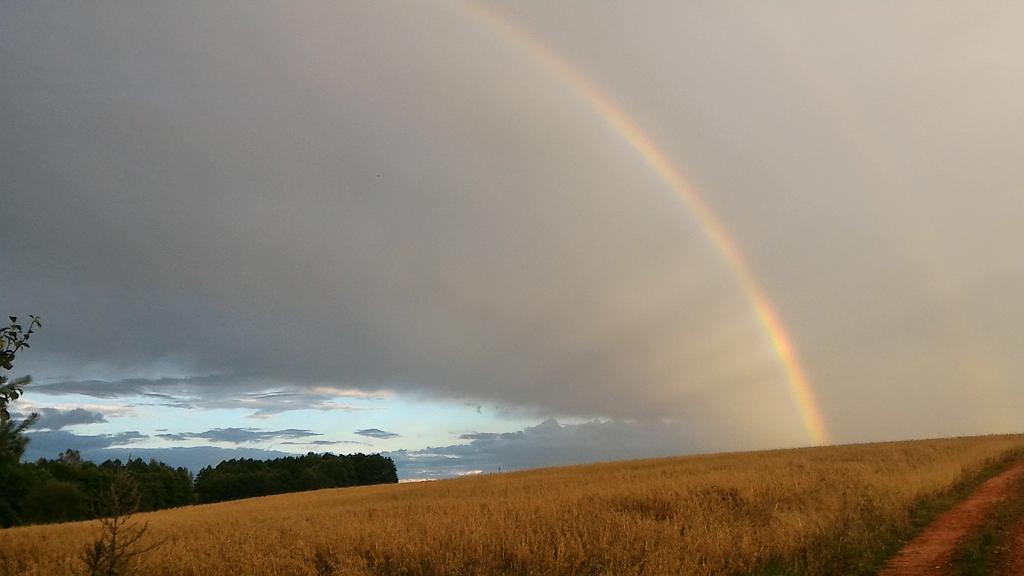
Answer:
[3,435,1022,576]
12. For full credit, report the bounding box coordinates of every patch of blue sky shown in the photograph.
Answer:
[22,389,542,454]
[249,393,539,452]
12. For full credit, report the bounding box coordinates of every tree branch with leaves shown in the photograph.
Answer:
[0,315,41,421]
[0,315,41,463]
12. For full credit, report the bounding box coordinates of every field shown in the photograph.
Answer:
[3,435,1023,576]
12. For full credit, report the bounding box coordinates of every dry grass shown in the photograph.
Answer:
[2,435,1022,576]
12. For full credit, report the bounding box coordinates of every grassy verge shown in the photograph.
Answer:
[863,448,1024,576]
[950,473,1024,576]
[859,448,1023,575]
[758,447,1024,576]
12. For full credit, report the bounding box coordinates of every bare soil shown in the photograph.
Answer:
[879,461,1024,576]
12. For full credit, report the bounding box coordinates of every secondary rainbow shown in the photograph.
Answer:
[468,2,829,445]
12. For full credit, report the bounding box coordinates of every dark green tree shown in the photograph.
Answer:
[24,478,92,523]
[81,470,161,576]
[194,452,397,503]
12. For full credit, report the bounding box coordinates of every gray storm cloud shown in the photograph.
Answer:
[3,1,1024,446]
[156,428,322,444]
[17,408,108,431]
[355,429,401,440]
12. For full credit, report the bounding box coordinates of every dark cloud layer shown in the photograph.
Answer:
[355,428,401,440]
[24,430,147,456]
[280,440,368,447]
[23,442,290,472]
[33,378,375,416]
[16,407,107,430]
[155,427,321,444]
[0,0,795,442]
[3,1,1024,446]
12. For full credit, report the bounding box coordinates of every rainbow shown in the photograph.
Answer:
[467,2,829,445]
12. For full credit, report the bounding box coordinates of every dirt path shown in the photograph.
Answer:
[878,461,1024,576]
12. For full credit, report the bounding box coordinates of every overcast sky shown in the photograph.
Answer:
[3,1,1023,478]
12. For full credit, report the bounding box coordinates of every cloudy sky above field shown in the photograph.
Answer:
[3,1,1024,478]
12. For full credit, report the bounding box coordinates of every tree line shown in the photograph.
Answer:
[194,452,398,503]
[0,316,398,528]
[0,449,398,526]
[1,451,194,526]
